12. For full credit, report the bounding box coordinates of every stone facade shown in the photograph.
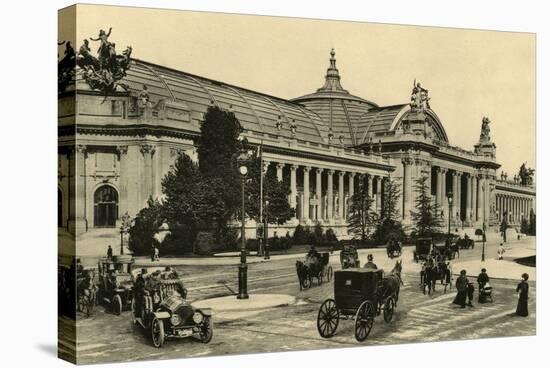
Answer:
[58,51,535,240]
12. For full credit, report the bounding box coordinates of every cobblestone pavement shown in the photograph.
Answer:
[65,238,536,364]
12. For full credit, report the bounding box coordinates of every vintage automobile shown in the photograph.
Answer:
[456,235,475,249]
[97,255,135,315]
[413,237,433,263]
[316,264,401,342]
[386,240,402,259]
[132,268,213,348]
[340,245,360,269]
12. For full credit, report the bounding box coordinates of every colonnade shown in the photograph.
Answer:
[495,193,534,225]
[269,161,385,223]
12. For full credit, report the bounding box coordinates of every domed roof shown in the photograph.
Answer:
[291,49,378,145]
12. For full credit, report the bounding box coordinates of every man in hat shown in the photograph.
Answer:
[363,254,378,270]
[134,268,147,318]
[106,245,113,260]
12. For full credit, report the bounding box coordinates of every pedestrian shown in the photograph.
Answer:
[363,254,378,270]
[453,270,469,308]
[154,245,160,262]
[497,243,505,260]
[467,281,475,307]
[150,246,155,262]
[515,273,529,317]
[107,245,113,260]
[477,268,490,303]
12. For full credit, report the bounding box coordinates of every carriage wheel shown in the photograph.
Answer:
[317,299,339,338]
[354,301,375,342]
[327,266,333,282]
[383,298,395,322]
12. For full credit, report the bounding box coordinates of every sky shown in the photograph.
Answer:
[59,4,536,177]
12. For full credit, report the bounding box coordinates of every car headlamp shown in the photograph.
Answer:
[170,314,182,326]
[192,311,204,324]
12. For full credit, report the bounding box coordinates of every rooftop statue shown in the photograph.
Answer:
[58,41,76,92]
[409,80,430,112]
[76,28,132,94]
[480,116,491,141]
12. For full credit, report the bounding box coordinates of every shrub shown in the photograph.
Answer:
[313,222,324,243]
[292,224,308,245]
[194,231,216,255]
[325,228,338,242]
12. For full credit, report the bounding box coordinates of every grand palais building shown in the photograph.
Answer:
[58,49,535,244]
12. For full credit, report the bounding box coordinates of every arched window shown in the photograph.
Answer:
[94,185,118,228]
[58,188,63,228]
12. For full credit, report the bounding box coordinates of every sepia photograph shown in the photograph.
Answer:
[56,3,536,365]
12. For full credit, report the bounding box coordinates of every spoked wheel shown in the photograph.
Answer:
[301,276,312,289]
[199,317,213,343]
[354,300,375,342]
[151,317,165,348]
[383,297,395,322]
[130,298,137,325]
[327,266,333,282]
[112,294,122,316]
[317,299,339,338]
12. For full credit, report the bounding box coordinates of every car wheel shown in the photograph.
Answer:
[151,317,165,348]
[112,294,122,316]
[199,317,213,343]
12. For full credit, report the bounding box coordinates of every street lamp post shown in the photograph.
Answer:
[237,149,250,300]
[447,192,453,236]
[264,199,270,260]
[482,221,486,262]
[119,212,131,255]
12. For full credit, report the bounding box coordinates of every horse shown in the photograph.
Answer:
[422,260,452,295]
[376,260,402,305]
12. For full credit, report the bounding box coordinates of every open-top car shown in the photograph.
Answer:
[97,255,135,315]
[132,267,213,348]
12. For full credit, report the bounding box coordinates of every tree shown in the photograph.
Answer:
[196,106,244,241]
[528,208,536,235]
[372,177,405,244]
[128,197,164,256]
[244,155,295,225]
[410,175,443,238]
[347,174,376,241]
[518,163,535,186]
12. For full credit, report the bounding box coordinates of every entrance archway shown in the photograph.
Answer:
[94,185,118,227]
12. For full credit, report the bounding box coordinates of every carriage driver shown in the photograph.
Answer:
[363,254,378,270]
[307,245,320,260]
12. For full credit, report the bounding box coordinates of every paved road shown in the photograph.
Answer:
[64,238,536,364]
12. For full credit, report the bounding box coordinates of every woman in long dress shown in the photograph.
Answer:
[516,273,529,317]
[453,270,469,308]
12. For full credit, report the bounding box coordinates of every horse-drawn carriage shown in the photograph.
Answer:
[340,245,360,269]
[316,262,402,342]
[296,251,333,289]
[131,267,213,348]
[386,240,402,259]
[413,237,432,263]
[420,257,452,295]
[456,235,474,249]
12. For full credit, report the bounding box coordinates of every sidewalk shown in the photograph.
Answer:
[452,240,536,281]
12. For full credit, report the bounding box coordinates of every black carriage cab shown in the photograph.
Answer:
[334,269,384,313]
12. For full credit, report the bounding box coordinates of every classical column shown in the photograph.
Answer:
[471,175,478,222]
[484,175,491,224]
[327,170,334,220]
[440,168,448,220]
[116,145,129,216]
[477,174,484,224]
[290,165,297,212]
[465,173,472,224]
[375,176,382,213]
[276,163,284,182]
[402,159,413,222]
[140,144,155,207]
[435,167,443,211]
[452,171,459,221]
[316,168,323,221]
[348,172,356,218]
[338,171,345,219]
[302,166,310,222]
[68,145,88,235]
